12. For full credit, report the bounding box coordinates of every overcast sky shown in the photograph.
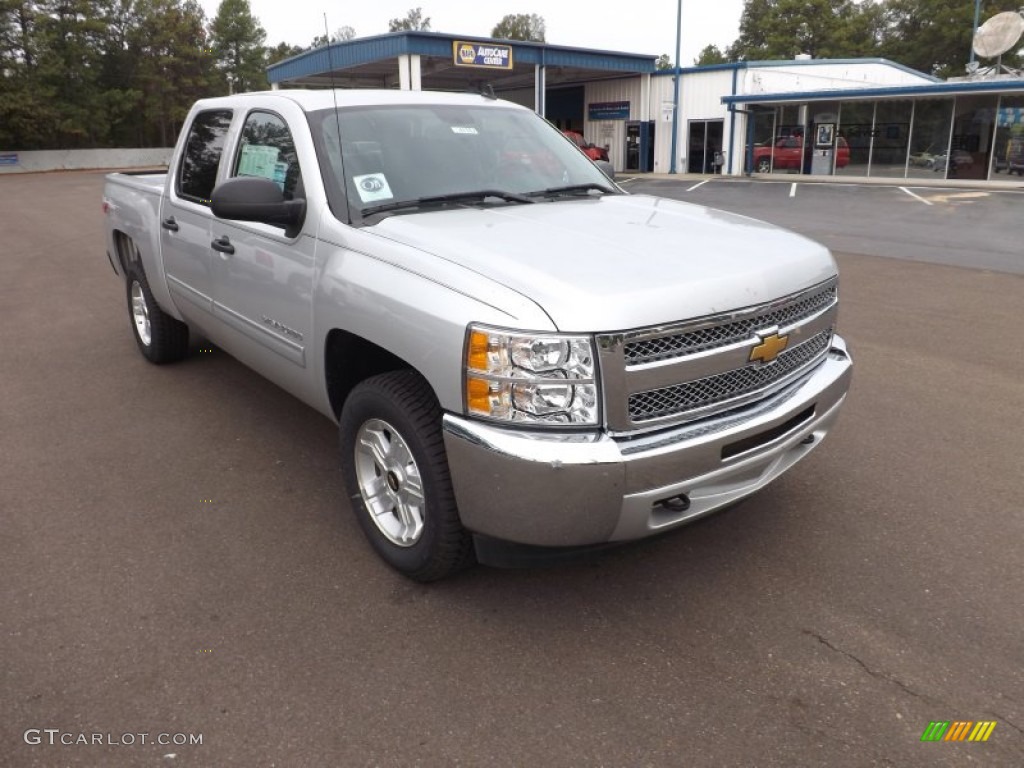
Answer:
[197,0,746,66]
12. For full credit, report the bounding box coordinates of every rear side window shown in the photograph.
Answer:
[232,111,303,200]
[177,110,233,204]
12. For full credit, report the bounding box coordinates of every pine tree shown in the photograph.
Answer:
[208,0,266,94]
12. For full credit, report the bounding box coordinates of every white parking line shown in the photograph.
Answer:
[899,187,933,206]
[790,183,797,198]
[686,179,710,192]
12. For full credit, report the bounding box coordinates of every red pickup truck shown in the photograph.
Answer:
[753,135,850,173]
[563,130,609,162]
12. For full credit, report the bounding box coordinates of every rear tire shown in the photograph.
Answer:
[339,371,473,581]
[125,265,189,364]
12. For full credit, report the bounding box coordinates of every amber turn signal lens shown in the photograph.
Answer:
[467,330,490,372]
[466,377,492,414]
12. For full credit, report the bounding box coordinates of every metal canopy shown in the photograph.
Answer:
[266,30,656,93]
[722,78,1024,105]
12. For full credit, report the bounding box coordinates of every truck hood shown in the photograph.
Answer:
[370,194,837,332]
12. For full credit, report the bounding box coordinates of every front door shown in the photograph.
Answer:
[688,120,725,173]
[625,122,641,171]
[210,110,314,376]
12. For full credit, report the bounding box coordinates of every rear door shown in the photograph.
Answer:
[161,109,233,324]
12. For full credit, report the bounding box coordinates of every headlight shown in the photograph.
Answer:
[464,325,599,426]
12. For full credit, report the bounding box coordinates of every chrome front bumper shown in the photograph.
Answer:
[442,336,852,548]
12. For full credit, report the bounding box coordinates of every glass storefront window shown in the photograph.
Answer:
[742,93,1020,181]
[869,100,912,178]
[836,102,874,176]
[749,108,776,173]
[993,95,1024,178]
[907,99,954,179]
[750,105,806,174]
[949,95,998,180]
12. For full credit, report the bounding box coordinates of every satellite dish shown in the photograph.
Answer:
[973,11,1024,59]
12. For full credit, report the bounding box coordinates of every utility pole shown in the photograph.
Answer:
[969,0,982,66]
[670,0,682,173]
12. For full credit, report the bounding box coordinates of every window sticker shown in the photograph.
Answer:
[238,144,281,181]
[451,126,479,135]
[272,161,288,190]
[353,173,394,203]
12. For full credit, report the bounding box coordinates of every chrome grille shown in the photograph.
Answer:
[627,329,832,422]
[624,281,837,365]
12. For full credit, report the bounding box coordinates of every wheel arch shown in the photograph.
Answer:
[113,229,140,277]
[325,329,434,420]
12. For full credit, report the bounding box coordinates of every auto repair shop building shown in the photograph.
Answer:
[268,31,1024,182]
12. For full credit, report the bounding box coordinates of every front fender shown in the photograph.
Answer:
[312,213,555,416]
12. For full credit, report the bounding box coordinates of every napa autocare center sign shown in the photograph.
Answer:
[453,41,513,69]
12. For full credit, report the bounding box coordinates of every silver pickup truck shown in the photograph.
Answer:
[103,89,852,580]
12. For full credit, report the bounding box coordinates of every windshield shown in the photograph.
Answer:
[307,102,617,224]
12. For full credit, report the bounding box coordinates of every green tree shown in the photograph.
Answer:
[267,40,302,63]
[209,0,266,93]
[95,0,146,146]
[728,0,883,61]
[694,44,728,65]
[0,1,57,148]
[309,25,356,47]
[132,0,216,146]
[33,0,112,147]
[388,7,430,32]
[880,0,1020,76]
[491,12,545,41]
[655,53,679,70]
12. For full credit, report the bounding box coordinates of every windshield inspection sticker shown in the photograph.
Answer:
[451,126,479,135]
[353,173,393,203]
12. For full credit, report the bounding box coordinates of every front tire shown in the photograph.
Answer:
[126,266,189,364]
[339,371,473,581]
[756,157,771,173]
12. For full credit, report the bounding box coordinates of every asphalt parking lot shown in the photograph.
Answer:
[623,175,1024,275]
[3,172,1022,767]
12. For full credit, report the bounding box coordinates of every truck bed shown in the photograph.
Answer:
[105,172,167,195]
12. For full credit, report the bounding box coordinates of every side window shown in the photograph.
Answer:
[177,110,233,205]
[233,111,303,200]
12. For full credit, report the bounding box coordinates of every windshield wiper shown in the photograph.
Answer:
[361,189,534,217]
[525,183,617,199]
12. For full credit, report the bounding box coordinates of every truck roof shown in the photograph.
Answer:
[191,89,527,114]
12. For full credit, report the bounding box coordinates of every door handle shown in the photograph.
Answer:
[161,216,179,232]
[211,236,235,255]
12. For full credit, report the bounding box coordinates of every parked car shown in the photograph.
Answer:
[908,148,938,168]
[562,130,609,161]
[930,150,973,173]
[753,135,850,173]
[102,89,852,580]
[994,136,1024,175]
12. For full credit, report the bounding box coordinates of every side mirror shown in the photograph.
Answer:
[211,177,306,237]
[594,159,615,181]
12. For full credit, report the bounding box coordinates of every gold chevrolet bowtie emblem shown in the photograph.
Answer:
[750,332,789,364]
